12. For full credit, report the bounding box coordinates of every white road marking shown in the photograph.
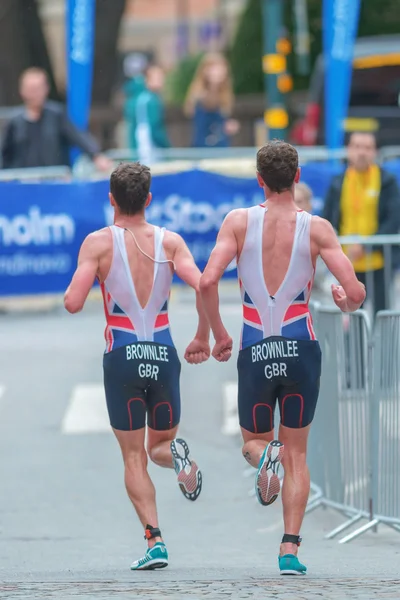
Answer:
[221,382,240,436]
[257,520,284,534]
[0,386,5,401]
[62,384,110,434]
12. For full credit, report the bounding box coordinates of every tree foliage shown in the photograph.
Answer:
[229,0,400,95]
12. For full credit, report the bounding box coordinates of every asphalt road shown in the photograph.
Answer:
[0,287,399,599]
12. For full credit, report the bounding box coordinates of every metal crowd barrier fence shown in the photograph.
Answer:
[103,146,349,165]
[370,312,400,534]
[0,166,71,182]
[336,235,400,314]
[306,305,400,543]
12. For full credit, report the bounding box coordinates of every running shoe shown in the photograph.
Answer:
[130,543,168,570]
[279,554,307,575]
[255,440,284,506]
[170,438,202,501]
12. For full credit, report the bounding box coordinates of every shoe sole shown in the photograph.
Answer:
[131,559,168,571]
[256,440,284,506]
[171,438,202,501]
[280,570,306,576]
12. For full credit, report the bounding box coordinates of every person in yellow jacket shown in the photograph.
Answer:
[323,132,400,314]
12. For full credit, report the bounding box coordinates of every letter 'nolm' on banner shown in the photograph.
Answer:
[323,0,361,152]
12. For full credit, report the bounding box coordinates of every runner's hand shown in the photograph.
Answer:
[184,338,210,365]
[212,335,233,362]
[331,284,348,310]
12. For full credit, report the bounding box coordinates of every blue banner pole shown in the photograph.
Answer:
[66,0,96,166]
[323,0,361,155]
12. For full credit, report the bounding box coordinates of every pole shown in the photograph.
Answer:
[66,0,96,165]
[293,0,310,75]
[323,0,361,153]
[261,0,291,141]
[176,0,190,60]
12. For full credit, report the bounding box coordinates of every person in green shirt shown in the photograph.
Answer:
[124,66,170,163]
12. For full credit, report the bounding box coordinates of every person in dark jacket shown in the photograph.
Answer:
[1,67,111,171]
[323,132,400,313]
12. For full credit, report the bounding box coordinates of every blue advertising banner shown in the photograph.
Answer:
[323,0,361,151]
[1,164,399,297]
[66,0,96,163]
[0,170,263,297]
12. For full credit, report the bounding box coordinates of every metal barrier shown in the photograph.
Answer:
[307,305,400,543]
[0,166,71,181]
[336,235,400,314]
[370,312,400,533]
[378,145,400,163]
[103,146,349,164]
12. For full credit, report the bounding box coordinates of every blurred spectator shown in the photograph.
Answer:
[294,182,313,213]
[1,67,111,172]
[184,53,239,148]
[295,181,327,293]
[124,65,170,164]
[323,132,400,313]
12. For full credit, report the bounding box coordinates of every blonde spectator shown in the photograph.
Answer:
[295,182,313,213]
[184,53,239,148]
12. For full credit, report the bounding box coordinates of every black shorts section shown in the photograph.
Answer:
[237,336,321,433]
[103,342,181,432]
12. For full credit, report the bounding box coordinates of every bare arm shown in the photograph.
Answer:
[200,211,241,360]
[64,233,101,313]
[313,217,366,312]
[166,233,210,364]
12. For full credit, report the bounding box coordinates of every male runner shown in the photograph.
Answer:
[200,141,365,575]
[65,162,210,570]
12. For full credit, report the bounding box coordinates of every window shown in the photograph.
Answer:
[349,65,400,107]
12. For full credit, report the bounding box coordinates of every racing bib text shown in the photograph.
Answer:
[126,344,169,362]
[251,339,298,380]
[126,344,169,381]
[251,340,299,363]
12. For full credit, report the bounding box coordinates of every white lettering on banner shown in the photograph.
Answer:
[0,253,71,276]
[126,344,169,362]
[70,0,93,65]
[104,195,263,235]
[0,207,75,247]
[331,0,353,62]
[251,340,299,363]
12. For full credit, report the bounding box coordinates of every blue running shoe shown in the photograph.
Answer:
[130,543,168,570]
[279,554,307,575]
[255,440,284,506]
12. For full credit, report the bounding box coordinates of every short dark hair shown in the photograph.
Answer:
[110,162,151,215]
[257,140,299,193]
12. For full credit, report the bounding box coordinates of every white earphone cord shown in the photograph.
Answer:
[124,227,176,271]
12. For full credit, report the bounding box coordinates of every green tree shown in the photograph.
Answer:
[229,0,263,95]
[229,0,400,96]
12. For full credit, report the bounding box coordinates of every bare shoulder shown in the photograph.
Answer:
[224,208,248,224]
[310,215,339,250]
[163,229,185,253]
[311,215,335,237]
[81,227,111,255]
[221,208,248,235]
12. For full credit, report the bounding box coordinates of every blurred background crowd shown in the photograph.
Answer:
[1,0,399,160]
[1,0,400,315]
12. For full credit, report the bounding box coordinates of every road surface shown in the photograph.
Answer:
[0,288,399,599]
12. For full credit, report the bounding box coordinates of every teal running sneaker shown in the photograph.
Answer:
[255,440,284,506]
[171,438,202,501]
[279,554,307,575]
[130,543,168,570]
